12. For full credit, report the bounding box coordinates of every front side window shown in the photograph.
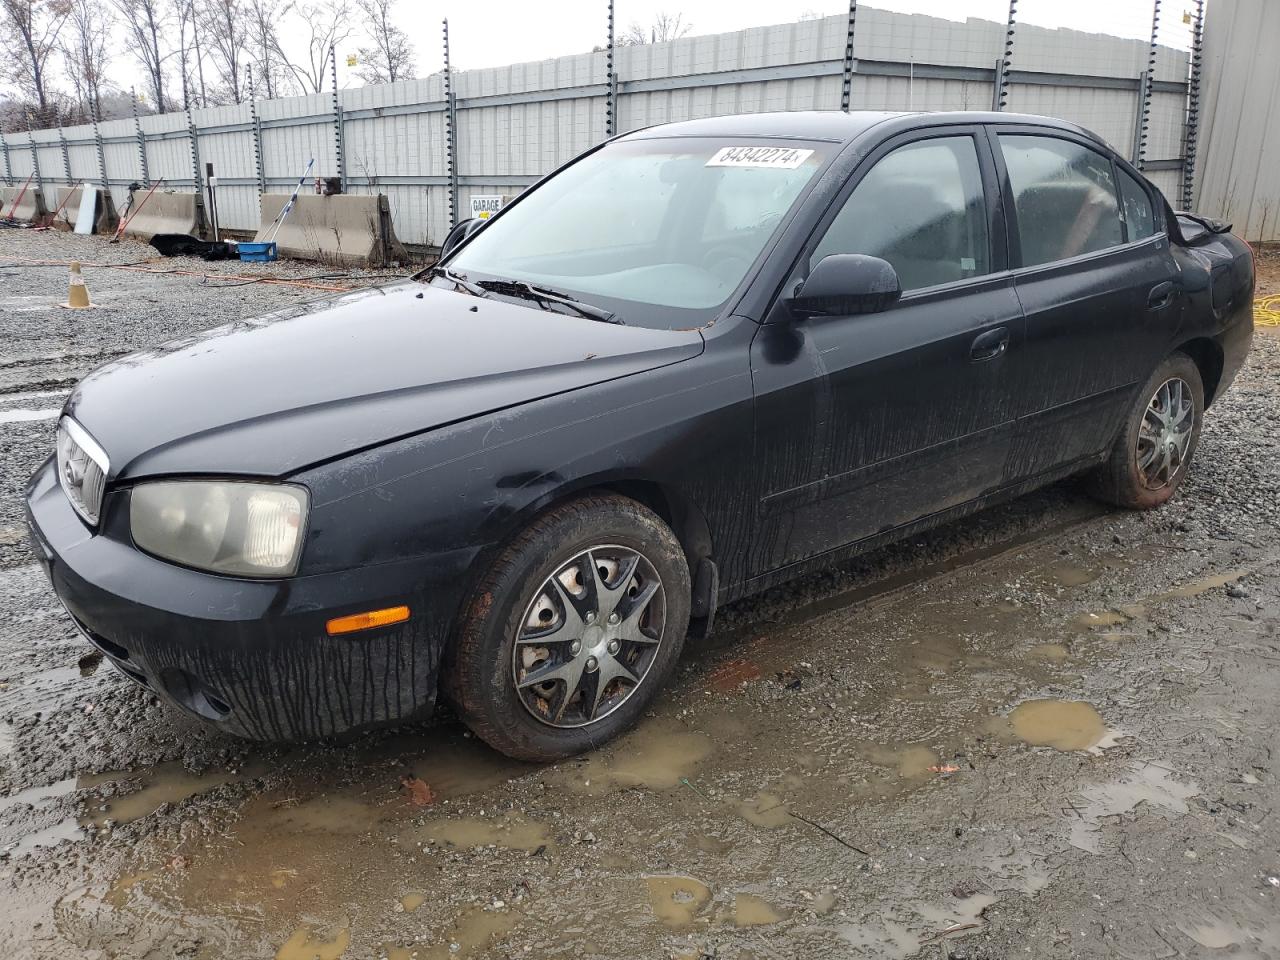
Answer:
[1000,134,1123,267]
[1118,168,1158,241]
[445,138,827,327]
[810,136,990,292]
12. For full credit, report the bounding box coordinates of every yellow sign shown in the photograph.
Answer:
[346,54,358,67]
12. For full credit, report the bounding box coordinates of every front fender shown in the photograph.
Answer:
[295,331,755,615]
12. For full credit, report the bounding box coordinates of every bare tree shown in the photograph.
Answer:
[0,0,68,122]
[171,0,204,106]
[283,0,352,93]
[354,0,414,84]
[59,0,113,119]
[618,12,692,45]
[199,0,247,103]
[244,0,294,98]
[111,0,170,113]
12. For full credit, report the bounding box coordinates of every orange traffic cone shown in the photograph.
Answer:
[60,261,93,309]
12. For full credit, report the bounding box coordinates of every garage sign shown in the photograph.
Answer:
[469,195,507,220]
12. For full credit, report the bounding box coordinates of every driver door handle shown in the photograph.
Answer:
[969,326,1010,362]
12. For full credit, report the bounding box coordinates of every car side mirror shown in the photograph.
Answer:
[787,254,902,320]
[439,217,486,258]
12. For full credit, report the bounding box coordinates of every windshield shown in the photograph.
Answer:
[444,137,828,328]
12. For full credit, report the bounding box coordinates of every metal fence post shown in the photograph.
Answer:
[93,119,108,194]
[187,107,203,196]
[443,18,458,229]
[25,115,42,189]
[1181,0,1204,208]
[58,126,72,184]
[994,0,1017,111]
[1135,0,1161,171]
[248,65,266,197]
[131,90,150,183]
[0,132,12,186]
[1131,71,1148,164]
[841,1,858,112]
[605,0,617,136]
[250,106,266,197]
[330,44,346,192]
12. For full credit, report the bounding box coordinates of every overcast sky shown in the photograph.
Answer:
[90,0,1193,100]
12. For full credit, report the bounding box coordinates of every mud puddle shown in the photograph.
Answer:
[732,893,789,927]
[1067,760,1199,853]
[646,875,713,928]
[1,759,257,856]
[1071,555,1280,631]
[1000,699,1114,752]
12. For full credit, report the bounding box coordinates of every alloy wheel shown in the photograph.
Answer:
[512,545,666,728]
[1137,376,1194,490]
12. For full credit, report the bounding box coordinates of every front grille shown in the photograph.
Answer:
[56,417,109,526]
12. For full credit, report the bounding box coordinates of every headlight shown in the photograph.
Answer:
[130,481,308,578]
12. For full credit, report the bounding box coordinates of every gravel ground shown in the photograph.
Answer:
[1,227,1280,959]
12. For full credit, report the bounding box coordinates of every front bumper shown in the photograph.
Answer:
[25,457,473,741]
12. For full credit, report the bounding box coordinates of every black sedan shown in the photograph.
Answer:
[26,111,1254,760]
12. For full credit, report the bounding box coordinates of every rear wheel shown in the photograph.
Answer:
[1088,352,1204,509]
[443,495,690,762]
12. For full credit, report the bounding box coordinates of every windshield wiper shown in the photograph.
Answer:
[429,264,488,298]
[476,278,622,324]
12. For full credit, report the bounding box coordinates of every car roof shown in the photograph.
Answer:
[619,110,1099,146]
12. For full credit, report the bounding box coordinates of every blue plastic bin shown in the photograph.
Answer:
[238,241,278,262]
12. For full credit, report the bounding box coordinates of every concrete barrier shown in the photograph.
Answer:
[62,186,118,234]
[122,191,204,241]
[48,186,83,229]
[1,185,47,223]
[255,193,408,266]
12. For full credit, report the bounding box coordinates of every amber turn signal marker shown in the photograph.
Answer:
[326,605,410,635]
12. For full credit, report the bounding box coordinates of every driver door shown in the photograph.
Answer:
[748,127,1025,575]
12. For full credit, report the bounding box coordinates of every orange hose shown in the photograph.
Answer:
[0,254,359,292]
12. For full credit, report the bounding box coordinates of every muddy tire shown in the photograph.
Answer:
[1088,352,1204,510]
[442,494,690,762]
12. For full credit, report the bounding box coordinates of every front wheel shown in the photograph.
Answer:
[1088,351,1204,510]
[442,495,690,762]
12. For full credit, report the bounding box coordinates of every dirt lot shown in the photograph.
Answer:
[1255,247,1280,300]
[2,229,1280,960]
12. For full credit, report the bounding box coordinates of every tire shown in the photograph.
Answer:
[442,494,691,762]
[1088,351,1204,510]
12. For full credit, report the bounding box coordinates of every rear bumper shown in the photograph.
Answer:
[24,457,473,741]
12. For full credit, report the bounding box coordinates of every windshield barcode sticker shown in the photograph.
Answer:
[706,146,815,169]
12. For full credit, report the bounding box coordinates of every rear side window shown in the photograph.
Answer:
[811,136,990,292]
[1000,135,1123,267]
[1118,169,1158,240]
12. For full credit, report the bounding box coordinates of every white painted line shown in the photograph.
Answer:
[0,408,60,425]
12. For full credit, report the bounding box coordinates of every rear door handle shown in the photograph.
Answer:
[969,326,1010,362]
[1148,281,1176,310]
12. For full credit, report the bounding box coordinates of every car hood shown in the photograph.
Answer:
[65,280,704,480]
